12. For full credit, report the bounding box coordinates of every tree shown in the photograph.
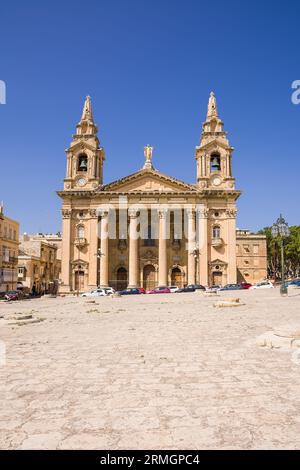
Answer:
[285,226,300,277]
[258,225,300,279]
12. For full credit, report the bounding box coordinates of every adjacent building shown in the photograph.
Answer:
[57,93,267,292]
[0,205,19,292]
[236,229,267,284]
[18,234,61,294]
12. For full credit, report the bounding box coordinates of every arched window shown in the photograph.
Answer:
[77,225,85,239]
[210,153,221,172]
[212,225,221,239]
[78,154,88,172]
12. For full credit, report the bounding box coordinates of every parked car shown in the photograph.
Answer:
[176,286,196,293]
[187,284,206,291]
[250,280,274,290]
[147,286,171,294]
[101,287,115,295]
[118,288,141,295]
[206,285,221,292]
[285,280,300,287]
[240,282,252,289]
[137,287,146,294]
[81,288,109,297]
[4,290,21,301]
[168,285,180,293]
[17,286,31,297]
[220,284,243,291]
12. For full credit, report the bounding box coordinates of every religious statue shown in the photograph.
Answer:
[143,144,154,169]
[144,144,153,161]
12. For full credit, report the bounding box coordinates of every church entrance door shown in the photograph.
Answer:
[117,267,127,291]
[171,267,182,287]
[212,271,222,286]
[143,264,156,290]
[75,270,85,292]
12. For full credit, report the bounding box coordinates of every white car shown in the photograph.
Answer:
[102,287,115,295]
[168,285,180,293]
[81,288,111,297]
[206,285,221,292]
[250,280,274,290]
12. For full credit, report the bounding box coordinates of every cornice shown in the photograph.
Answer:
[57,188,241,200]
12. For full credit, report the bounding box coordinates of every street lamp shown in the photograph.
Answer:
[271,214,290,296]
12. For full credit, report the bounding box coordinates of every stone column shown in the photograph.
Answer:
[197,205,209,286]
[187,209,196,285]
[99,210,109,287]
[61,209,72,292]
[226,208,237,284]
[158,209,168,286]
[128,209,139,288]
[88,209,99,289]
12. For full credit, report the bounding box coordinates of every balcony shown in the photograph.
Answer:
[1,256,18,266]
[74,237,87,247]
[211,237,223,248]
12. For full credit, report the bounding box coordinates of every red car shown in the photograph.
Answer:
[147,286,171,294]
[4,290,20,301]
[240,282,252,289]
[137,287,146,294]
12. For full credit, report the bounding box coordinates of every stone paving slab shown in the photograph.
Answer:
[0,289,299,449]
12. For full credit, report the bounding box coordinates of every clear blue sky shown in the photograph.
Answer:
[1,0,299,233]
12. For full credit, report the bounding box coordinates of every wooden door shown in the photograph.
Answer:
[75,270,85,292]
[143,265,156,290]
[212,271,222,286]
[171,267,182,287]
[117,267,127,291]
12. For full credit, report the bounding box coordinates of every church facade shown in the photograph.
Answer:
[57,93,267,292]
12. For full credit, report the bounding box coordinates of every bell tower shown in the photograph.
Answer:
[63,96,105,191]
[195,92,235,190]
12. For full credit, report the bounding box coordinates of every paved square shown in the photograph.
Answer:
[0,289,300,449]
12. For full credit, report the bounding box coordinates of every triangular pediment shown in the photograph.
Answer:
[101,169,197,193]
[68,141,98,153]
[199,138,230,152]
[209,258,228,266]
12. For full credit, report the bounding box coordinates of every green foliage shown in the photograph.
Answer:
[258,225,300,277]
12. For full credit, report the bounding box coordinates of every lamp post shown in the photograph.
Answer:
[271,214,290,296]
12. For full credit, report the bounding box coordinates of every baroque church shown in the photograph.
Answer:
[57,93,267,292]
